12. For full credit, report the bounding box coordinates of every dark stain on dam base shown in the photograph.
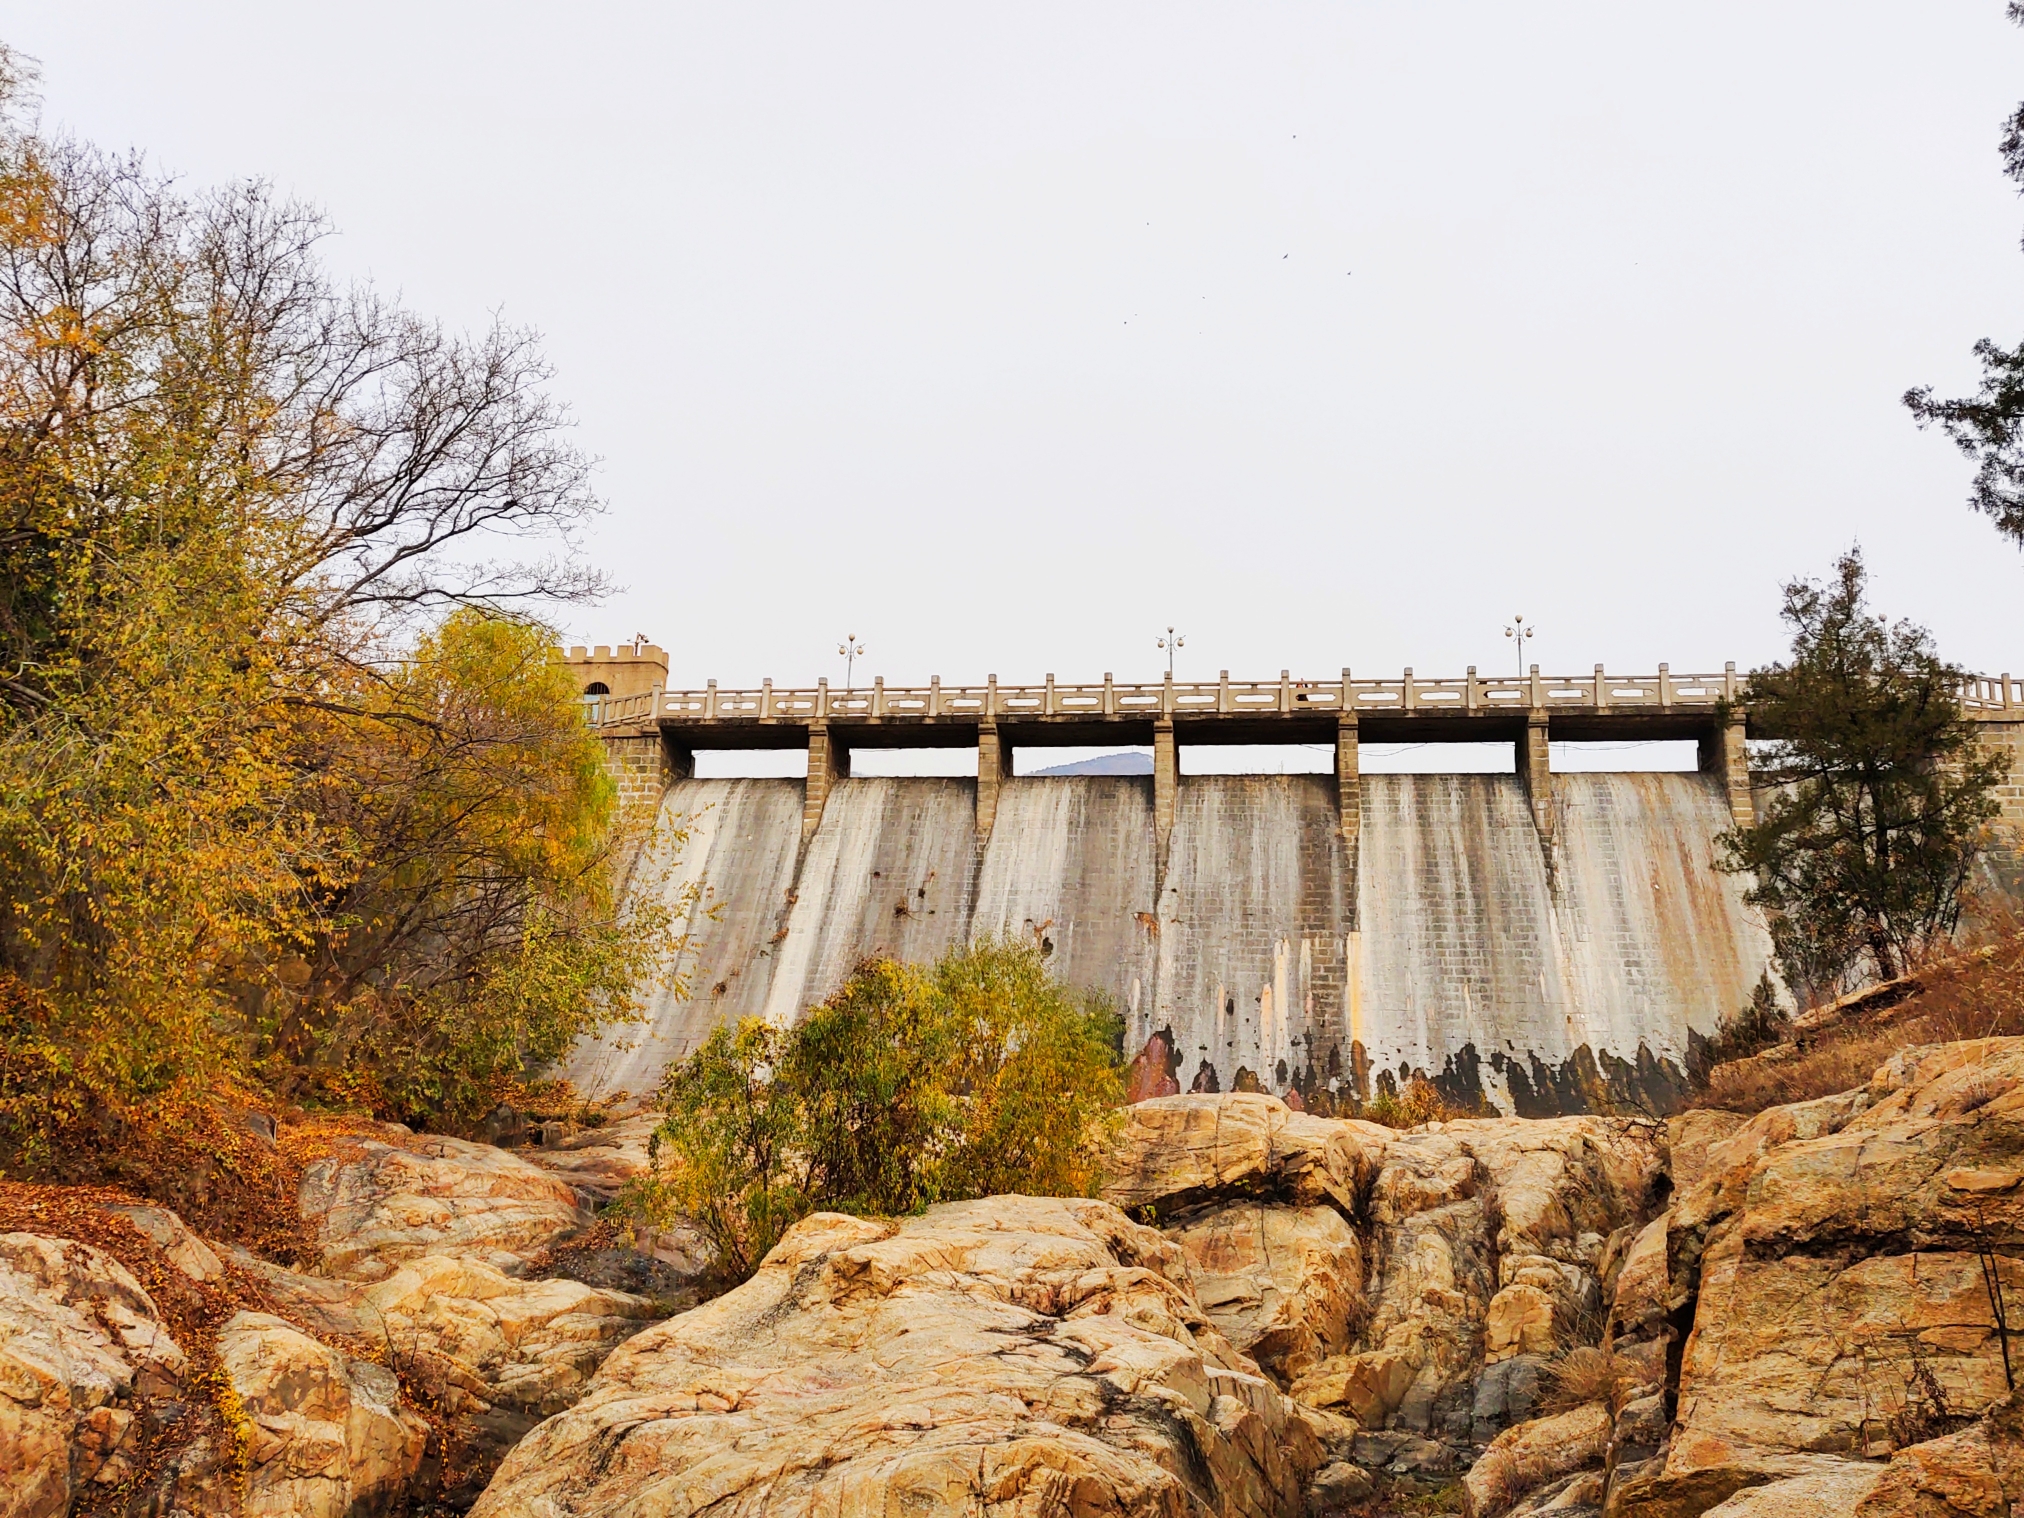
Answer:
[1165,1035,1694,1120]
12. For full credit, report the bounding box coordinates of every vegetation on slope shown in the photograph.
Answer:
[628,940,1124,1285]
[0,45,678,1178]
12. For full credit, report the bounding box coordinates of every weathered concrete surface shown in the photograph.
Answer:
[568,769,1784,1119]
[469,1197,1347,1518]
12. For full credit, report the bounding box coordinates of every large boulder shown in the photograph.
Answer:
[0,1232,185,1517]
[229,1244,659,1503]
[300,1132,592,1281]
[1164,1202,1365,1385]
[216,1310,428,1518]
[1102,1093,1385,1218]
[1661,1043,2024,1492]
[469,1196,1345,1518]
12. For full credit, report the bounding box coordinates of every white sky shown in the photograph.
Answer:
[9,2,2024,700]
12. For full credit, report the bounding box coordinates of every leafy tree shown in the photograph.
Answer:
[635,941,1122,1286]
[0,46,671,1157]
[1903,2,2024,549]
[1717,551,2006,995]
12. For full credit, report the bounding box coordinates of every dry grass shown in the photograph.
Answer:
[1360,1075,1472,1130]
[1541,1345,1650,1414]
[1693,932,2024,1116]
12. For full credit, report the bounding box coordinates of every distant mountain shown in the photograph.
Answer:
[1031,752,1154,776]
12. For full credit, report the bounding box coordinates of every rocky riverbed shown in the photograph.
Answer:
[8,1040,2024,1515]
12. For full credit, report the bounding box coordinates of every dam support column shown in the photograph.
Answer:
[1521,713,1555,846]
[804,721,848,842]
[1154,719,1177,874]
[976,724,1012,847]
[1336,711,1360,845]
[1700,716,1755,831]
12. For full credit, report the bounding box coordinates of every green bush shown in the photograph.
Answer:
[634,940,1122,1286]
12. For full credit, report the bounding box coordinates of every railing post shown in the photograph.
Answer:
[706,679,718,720]
[1045,673,1056,717]
[1218,671,1230,714]
[817,676,829,719]
[1529,664,1543,709]
[1659,663,1672,709]
[930,675,941,717]
[1103,672,1115,715]
[987,673,998,720]
[1403,667,1416,712]
[1724,661,1738,703]
[2006,673,2016,712]
[872,676,885,718]
[1164,671,1174,716]
[761,677,773,719]
[1279,669,1292,714]
[1595,664,1608,711]
[1341,667,1352,712]
[1465,666,1476,712]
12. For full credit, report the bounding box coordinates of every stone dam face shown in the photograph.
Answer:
[566,771,1781,1115]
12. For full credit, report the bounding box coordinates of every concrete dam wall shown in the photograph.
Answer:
[566,769,1779,1115]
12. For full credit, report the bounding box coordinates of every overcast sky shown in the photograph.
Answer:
[9,3,2023,698]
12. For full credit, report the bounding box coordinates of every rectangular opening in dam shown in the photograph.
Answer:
[1361,742,1515,773]
[1550,740,1699,772]
[847,748,979,777]
[1181,744,1334,774]
[694,750,809,778]
[1016,747,1153,776]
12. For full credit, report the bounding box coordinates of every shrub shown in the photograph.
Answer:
[635,940,1122,1286]
[1360,1074,1466,1129]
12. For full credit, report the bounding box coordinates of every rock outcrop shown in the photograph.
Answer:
[470,1196,1349,1518]
[301,1131,593,1281]
[1104,1095,1667,1463]
[215,1310,427,1518]
[0,1232,186,1517]
[1606,1038,2024,1517]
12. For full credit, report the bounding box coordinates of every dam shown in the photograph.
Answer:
[562,655,2024,1115]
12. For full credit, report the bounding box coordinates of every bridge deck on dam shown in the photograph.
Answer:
[561,656,2024,1118]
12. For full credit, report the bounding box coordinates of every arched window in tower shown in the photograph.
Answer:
[583,681,611,696]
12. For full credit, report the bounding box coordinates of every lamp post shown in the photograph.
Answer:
[1157,626,1185,677]
[837,634,865,689]
[1504,615,1535,677]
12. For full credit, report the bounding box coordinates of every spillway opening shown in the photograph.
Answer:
[1018,747,1153,776]
[847,748,979,776]
[1550,740,1700,772]
[693,750,809,777]
[1361,742,1515,773]
[1180,744,1333,774]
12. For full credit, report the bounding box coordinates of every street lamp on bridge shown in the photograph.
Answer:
[1157,627,1185,677]
[1504,615,1535,676]
[837,634,865,689]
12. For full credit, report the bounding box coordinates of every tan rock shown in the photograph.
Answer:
[1642,1040,2024,1516]
[1462,1403,1612,1517]
[470,1196,1336,1518]
[521,1112,661,1202]
[1102,1092,1385,1217]
[217,1310,427,1518]
[1607,1216,1668,1347]
[1699,1460,1887,1515]
[301,1132,591,1281]
[1851,1391,2024,1516]
[1665,1109,1747,1195]
[1165,1202,1363,1385]
[0,1233,185,1518]
[100,1203,225,1283]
